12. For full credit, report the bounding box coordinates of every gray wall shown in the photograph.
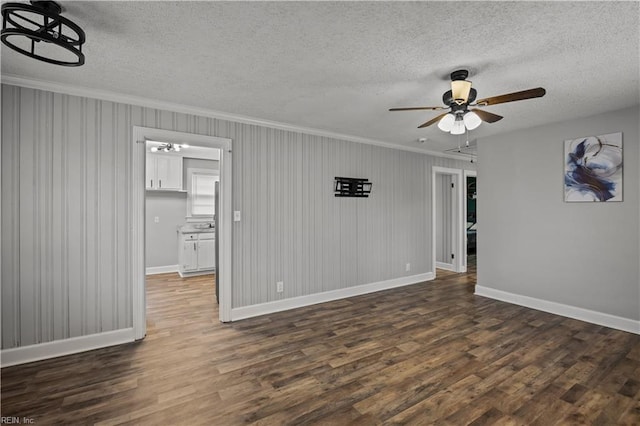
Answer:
[1,87,133,348]
[145,192,187,268]
[1,84,474,349]
[228,131,473,306]
[145,157,218,268]
[477,106,639,321]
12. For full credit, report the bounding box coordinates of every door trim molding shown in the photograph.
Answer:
[132,127,233,340]
[432,166,464,274]
[463,169,477,270]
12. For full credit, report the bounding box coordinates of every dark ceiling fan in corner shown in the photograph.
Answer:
[389,69,546,134]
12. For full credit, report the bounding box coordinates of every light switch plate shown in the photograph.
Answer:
[234,211,241,222]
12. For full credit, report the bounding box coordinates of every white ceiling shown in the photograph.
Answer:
[2,1,639,153]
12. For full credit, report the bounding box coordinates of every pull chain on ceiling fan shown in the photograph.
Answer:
[389,69,546,135]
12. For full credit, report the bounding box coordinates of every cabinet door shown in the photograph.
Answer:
[197,239,215,270]
[156,156,183,190]
[182,240,198,271]
[145,155,157,189]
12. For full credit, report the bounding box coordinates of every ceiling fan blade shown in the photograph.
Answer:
[418,113,448,128]
[475,87,546,106]
[470,108,503,123]
[389,106,446,112]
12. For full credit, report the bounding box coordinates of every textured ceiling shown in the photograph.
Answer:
[2,1,639,153]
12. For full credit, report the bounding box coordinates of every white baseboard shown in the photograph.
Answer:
[145,265,178,275]
[475,286,640,335]
[178,268,215,278]
[231,272,435,321]
[1,328,136,368]
[436,261,455,271]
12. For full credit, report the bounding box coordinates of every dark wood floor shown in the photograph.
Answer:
[2,265,639,425]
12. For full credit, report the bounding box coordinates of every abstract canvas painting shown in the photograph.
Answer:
[564,132,623,202]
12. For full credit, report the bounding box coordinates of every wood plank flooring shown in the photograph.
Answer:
[2,267,639,425]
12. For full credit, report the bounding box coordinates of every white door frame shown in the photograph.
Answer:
[463,169,477,270]
[432,166,464,274]
[132,126,233,340]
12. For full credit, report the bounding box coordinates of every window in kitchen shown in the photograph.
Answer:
[187,168,219,220]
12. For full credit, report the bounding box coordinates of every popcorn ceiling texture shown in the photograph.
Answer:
[2,1,638,152]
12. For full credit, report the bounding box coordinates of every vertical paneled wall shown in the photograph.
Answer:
[1,84,474,349]
[229,133,464,306]
[1,87,134,348]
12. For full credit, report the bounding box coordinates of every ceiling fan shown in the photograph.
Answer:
[389,69,546,134]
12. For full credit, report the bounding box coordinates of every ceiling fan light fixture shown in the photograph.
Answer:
[463,111,482,130]
[451,117,465,135]
[451,80,472,105]
[1,1,86,67]
[437,113,456,132]
[388,68,545,135]
[148,141,187,153]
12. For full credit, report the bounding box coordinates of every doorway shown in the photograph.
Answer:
[464,170,477,271]
[145,144,220,287]
[132,127,232,340]
[432,166,464,274]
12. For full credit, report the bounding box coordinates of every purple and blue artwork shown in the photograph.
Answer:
[564,132,623,202]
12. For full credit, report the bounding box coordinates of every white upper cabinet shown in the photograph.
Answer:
[146,154,183,190]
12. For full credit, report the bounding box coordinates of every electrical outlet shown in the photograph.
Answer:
[405,263,411,272]
[154,216,160,223]
[276,281,284,293]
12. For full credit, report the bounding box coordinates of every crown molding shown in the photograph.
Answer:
[1,74,468,160]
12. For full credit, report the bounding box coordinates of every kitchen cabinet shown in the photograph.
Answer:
[178,232,215,277]
[181,239,198,272]
[146,154,183,190]
[197,234,216,270]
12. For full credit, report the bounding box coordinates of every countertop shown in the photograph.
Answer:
[177,224,215,234]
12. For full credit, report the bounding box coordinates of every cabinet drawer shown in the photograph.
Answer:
[198,232,214,240]
[183,233,197,241]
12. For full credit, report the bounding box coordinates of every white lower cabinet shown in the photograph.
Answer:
[182,240,198,272]
[197,236,215,270]
[179,232,215,277]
